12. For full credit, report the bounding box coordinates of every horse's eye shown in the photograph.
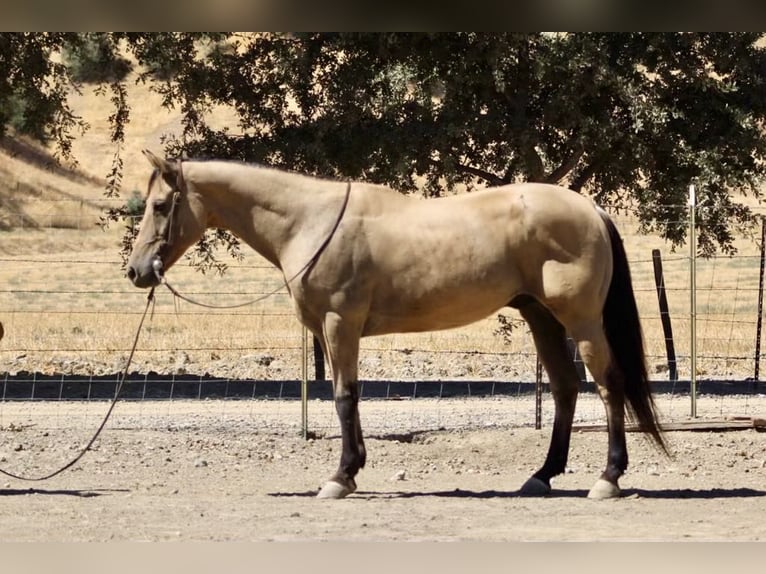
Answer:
[153,200,168,214]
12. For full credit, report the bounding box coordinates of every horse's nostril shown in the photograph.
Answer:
[127,267,136,282]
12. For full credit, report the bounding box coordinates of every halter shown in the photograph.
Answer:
[153,160,185,266]
[151,164,353,309]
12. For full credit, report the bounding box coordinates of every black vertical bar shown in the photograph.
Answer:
[313,336,325,381]
[652,249,678,381]
[535,356,543,430]
[754,218,766,382]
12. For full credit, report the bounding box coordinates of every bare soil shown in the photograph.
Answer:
[1,394,765,541]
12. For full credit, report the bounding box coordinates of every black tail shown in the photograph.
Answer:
[599,211,668,454]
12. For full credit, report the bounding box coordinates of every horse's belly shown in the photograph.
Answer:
[362,288,511,336]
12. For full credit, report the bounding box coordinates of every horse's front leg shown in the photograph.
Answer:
[317,312,365,499]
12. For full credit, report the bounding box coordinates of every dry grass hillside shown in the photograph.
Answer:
[0,81,169,254]
[0,71,238,249]
[1,65,245,236]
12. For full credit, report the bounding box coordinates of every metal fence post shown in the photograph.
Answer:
[301,325,309,439]
[754,217,766,383]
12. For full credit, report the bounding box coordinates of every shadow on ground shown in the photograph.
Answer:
[268,487,766,500]
[0,487,129,498]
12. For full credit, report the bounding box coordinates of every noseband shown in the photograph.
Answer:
[153,160,185,279]
[148,156,352,303]
[154,179,353,309]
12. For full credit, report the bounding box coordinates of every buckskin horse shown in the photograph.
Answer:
[126,150,667,499]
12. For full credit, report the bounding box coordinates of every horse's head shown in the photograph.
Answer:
[126,150,206,288]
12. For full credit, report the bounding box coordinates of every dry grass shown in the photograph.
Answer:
[1,75,766,383]
[2,220,764,382]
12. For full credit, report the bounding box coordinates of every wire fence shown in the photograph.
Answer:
[0,198,123,230]
[1,201,766,433]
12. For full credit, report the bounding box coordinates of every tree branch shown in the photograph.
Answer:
[570,160,599,192]
[544,145,584,185]
[522,141,545,182]
[455,162,507,187]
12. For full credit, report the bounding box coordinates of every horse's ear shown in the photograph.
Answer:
[143,149,180,189]
[142,149,176,176]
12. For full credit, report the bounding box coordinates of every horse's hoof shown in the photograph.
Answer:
[317,478,357,499]
[587,478,621,499]
[519,476,551,496]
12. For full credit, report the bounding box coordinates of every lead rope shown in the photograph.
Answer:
[157,181,352,310]
[0,181,350,480]
[0,287,156,481]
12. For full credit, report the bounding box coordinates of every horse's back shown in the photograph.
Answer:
[343,182,612,335]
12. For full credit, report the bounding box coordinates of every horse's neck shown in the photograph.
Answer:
[190,162,335,269]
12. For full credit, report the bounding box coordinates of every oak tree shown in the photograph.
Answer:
[4,32,766,257]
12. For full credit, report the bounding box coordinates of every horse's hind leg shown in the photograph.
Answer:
[517,301,581,496]
[316,312,366,499]
[571,321,627,499]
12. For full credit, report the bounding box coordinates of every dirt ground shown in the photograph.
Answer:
[0,393,765,542]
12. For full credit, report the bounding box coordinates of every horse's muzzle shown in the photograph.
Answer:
[126,260,161,289]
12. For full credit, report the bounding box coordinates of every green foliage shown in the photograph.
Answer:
[0,33,86,158]
[494,313,523,346]
[62,33,132,84]
[185,228,244,276]
[3,33,766,260]
[125,190,145,217]
[131,32,766,256]
[3,92,38,138]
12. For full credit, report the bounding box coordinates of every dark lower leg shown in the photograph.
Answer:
[355,410,366,469]
[601,408,628,485]
[601,431,628,485]
[333,385,364,483]
[600,370,629,485]
[519,302,580,487]
[533,392,577,485]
